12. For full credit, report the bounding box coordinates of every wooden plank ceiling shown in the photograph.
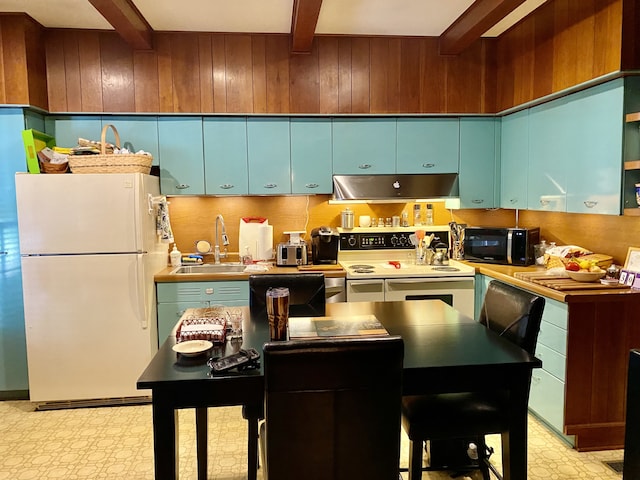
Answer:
[87,0,527,54]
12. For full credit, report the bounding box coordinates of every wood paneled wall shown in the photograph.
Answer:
[495,0,624,111]
[44,31,497,114]
[0,14,47,109]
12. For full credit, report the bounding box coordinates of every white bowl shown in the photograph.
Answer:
[566,270,605,282]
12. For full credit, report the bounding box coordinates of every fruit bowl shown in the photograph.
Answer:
[566,270,606,282]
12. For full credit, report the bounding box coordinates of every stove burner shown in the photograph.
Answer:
[353,269,375,274]
[349,264,375,270]
[432,266,460,272]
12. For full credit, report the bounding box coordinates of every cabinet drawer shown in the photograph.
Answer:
[538,320,567,356]
[157,281,249,304]
[536,343,566,381]
[542,298,568,329]
[529,367,565,433]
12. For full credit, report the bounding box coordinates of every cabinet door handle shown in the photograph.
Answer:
[509,198,518,204]
[305,183,319,189]
[540,199,550,206]
[220,184,234,189]
[471,199,484,204]
[358,164,372,169]
[264,183,277,189]
[422,163,435,168]
[175,184,190,190]
[584,200,598,208]
[0,251,7,255]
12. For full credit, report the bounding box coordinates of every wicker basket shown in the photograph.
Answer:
[68,124,153,174]
[39,160,69,174]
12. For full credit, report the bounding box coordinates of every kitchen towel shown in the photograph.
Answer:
[156,197,174,243]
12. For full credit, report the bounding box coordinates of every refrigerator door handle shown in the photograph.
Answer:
[136,254,148,329]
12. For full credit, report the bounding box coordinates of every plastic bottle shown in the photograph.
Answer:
[241,245,253,265]
[170,244,181,267]
[425,204,434,226]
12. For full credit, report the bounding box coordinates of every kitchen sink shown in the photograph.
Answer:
[171,263,246,274]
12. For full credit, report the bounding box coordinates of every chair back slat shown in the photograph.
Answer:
[263,336,404,480]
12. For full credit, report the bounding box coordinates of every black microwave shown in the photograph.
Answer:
[464,227,540,266]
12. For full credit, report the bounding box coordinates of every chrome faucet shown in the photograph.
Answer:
[214,214,229,264]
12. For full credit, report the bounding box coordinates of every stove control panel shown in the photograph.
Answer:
[339,231,448,250]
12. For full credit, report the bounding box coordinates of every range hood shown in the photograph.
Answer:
[332,174,459,203]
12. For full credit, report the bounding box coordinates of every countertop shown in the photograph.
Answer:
[467,262,638,303]
[154,260,638,304]
[154,264,346,282]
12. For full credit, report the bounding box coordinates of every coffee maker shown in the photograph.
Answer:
[310,227,339,265]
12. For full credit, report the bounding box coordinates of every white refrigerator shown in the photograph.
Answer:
[15,172,168,404]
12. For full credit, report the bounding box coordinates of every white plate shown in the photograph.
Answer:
[172,340,213,356]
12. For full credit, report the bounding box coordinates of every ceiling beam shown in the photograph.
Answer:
[439,0,525,55]
[291,0,323,54]
[88,0,154,50]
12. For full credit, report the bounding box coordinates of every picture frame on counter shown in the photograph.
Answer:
[624,247,640,272]
[619,269,640,288]
[621,247,640,288]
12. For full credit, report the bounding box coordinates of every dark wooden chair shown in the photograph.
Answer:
[248,273,326,319]
[260,336,404,480]
[401,280,545,480]
[624,349,640,479]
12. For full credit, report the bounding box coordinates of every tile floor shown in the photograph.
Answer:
[0,400,624,480]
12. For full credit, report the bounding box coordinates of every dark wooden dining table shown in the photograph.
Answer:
[137,299,541,480]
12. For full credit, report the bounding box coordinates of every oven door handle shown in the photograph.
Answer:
[349,280,384,286]
[385,277,474,285]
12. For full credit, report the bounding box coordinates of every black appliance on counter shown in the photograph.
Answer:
[310,226,339,264]
[464,226,540,266]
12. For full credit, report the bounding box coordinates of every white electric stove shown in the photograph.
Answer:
[337,226,476,318]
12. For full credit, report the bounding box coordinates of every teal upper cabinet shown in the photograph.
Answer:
[396,118,459,174]
[564,80,623,215]
[158,117,204,195]
[45,115,102,147]
[332,118,396,174]
[500,110,529,209]
[528,79,624,214]
[203,117,249,195]
[290,118,333,194]
[459,118,499,209]
[528,97,570,212]
[101,116,160,166]
[247,117,291,195]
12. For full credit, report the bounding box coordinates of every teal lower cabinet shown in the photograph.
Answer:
[476,276,573,445]
[156,281,249,347]
[477,274,640,450]
[528,297,574,446]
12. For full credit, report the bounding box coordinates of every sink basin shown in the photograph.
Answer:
[171,264,246,274]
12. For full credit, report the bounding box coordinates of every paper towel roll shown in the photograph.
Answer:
[256,225,273,260]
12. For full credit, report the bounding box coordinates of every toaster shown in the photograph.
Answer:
[276,242,309,266]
